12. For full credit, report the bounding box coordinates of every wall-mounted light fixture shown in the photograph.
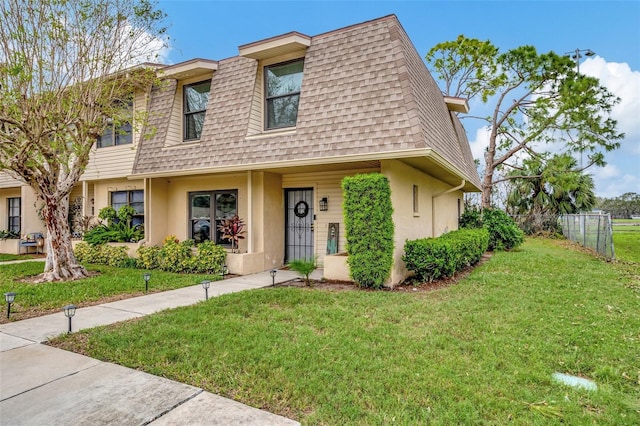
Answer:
[319,197,328,211]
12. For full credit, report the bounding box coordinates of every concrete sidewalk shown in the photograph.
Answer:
[0,269,317,425]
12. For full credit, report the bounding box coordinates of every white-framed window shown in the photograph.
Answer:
[7,197,20,234]
[264,59,304,130]
[413,185,419,214]
[184,80,211,141]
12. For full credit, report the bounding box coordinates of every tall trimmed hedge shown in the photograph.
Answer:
[403,228,489,282]
[342,173,394,289]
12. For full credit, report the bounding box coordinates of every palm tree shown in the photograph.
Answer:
[506,154,596,233]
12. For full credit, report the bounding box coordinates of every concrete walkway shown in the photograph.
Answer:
[0,268,319,425]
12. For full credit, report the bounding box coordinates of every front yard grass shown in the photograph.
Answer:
[0,262,215,322]
[52,238,640,425]
[0,253,38,262]
[613,224,640,263]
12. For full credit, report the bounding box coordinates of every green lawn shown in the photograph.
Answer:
[52,239,640,425]
[0,253,38,262]
[613,225,640,263]
[0,262,217,322]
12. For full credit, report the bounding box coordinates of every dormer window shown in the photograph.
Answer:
[264,59,303,130]
[97,100,133,148]
[184,80,211,141]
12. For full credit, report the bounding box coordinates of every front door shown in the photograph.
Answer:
[285,188,314,262]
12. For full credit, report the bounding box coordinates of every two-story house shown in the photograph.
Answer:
[0,15,481,286]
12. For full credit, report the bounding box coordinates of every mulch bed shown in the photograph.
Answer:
[277,252,493,293]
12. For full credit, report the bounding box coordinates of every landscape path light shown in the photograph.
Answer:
[201,280,211,300]
[63,304,76,334]
[220,264,229,279]
[143,273,151,293]
[4,292,16,319]
[270,269,277,287]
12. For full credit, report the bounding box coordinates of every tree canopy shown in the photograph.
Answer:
[0,0,167,281]
[598,192,640,219]
[426,36,624,209]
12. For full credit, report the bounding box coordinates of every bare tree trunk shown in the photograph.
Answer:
[38,194,88,282]
[481,172,493,209]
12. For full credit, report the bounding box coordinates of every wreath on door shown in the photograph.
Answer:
[294,200,309,218]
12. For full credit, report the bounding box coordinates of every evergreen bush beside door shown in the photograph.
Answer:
[342,173,394,289]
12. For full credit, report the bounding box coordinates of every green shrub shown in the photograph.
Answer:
[0,230,20,239]
[98,206,117,222]
[288,257,316,286]
[74,242,130,267]
[459,204,483,229]
[137,237,226,274]
[403,228,489,282]
[342,173,394,289]
[158,238,194,273]
[83,206,143,245]
[482,208,524,251]
[191,240,227,274]
[136,245,161,270]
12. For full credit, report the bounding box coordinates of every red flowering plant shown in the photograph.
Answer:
[217,215,245,253]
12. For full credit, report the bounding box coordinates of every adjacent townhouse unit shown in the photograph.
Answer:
[0,14,481,285]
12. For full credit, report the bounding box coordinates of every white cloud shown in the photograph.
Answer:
[582,57,640,156]
[468,125,491,162]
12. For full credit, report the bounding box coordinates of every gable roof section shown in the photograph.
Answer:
[132,15,481,191]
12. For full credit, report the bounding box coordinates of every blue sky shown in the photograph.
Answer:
[156,0,640,198]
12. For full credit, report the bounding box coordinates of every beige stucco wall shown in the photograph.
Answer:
[0,187,21,232]
[145,171,283,274]
[256,171,284,270]
[21,186,44,236]
[92,179,145,220]
[146,173,251,251]
[282,167,379,268]
[381,159,463,285]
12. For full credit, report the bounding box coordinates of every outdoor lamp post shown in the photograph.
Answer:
[565,48,596,75]
[564,47,596,169]
[270,269,277,287]
[4,292,16,319]
[143,273,151,293]
[63,304,76,334]
[201,280,211,300]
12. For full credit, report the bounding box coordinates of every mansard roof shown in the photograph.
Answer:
[132,15,481,191]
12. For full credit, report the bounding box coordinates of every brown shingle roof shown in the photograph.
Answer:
[133,15,481,190]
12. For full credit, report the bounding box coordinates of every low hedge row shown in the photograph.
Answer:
[403,228,489,283]
[74,242,133,268]
[137,237,226,274]
[74,237,227,274]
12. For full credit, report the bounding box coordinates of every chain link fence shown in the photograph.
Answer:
[558,214,615,260]
[510,213,615,260]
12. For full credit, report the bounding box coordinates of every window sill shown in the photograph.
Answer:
[162,140,201,150]
[245,128,296,140]
[413,213,420,218]
[95,142,134,150]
